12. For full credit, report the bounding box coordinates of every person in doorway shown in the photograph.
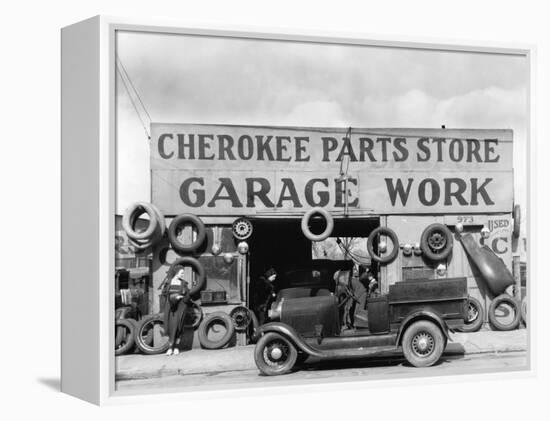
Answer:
[163,265,191,356]
[360,268,379,298]
[335,265,371,329]
[348,265,369,326]
[250,267,278,325]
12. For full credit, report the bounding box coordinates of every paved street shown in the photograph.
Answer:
[115,350,527,393]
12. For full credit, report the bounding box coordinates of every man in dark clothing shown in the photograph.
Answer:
[359,268,379,298]
[250,267,278,325]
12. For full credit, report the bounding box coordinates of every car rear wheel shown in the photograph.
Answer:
[254,333,298,375]
[402,320,445,367]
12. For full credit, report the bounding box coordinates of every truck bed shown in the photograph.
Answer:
[388,277,468,326]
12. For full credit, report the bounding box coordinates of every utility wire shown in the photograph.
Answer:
[116,55,152,123]
[116,64,151,140]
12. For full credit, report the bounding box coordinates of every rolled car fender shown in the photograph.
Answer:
[395,310,452,346]
[257,322,324,358]
[458,233,514,296]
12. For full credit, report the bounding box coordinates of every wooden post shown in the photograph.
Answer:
[513,255,521,301]
[182,225,194,288]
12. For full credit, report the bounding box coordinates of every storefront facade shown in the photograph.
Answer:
[148,123,516,335]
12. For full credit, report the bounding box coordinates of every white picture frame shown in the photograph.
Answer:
[61,15,534,405]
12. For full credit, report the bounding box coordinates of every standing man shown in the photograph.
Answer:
[360,268,379,298]
[250,267,278,325]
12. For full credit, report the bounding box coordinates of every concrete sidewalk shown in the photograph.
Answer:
[115,328,528,381]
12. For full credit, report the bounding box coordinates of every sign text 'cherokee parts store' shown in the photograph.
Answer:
[151,124,513,215]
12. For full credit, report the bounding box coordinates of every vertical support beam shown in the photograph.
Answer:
[513,255,521,301]
[182,225,193,288]
[379,215,389,295]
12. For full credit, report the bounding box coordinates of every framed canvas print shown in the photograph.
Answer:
[61,16,532,405]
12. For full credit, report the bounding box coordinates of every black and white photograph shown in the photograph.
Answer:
[6,0,550,418]
[113,28,529,394]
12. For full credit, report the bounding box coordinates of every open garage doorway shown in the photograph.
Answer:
[247,216,381,322]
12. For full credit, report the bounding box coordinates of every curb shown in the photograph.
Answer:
[116,329,527,381]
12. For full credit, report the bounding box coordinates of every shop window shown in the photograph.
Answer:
[198,255,239,302]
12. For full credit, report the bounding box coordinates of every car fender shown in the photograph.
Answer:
[395,310,452,346]
[257,322,324,358]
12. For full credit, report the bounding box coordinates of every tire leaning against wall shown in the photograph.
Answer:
[521,297,527,326]
[488,294,521,331]
[198,311,236,350]
[115,319,136,356]
[456,296,484,333]
[134,314,171,355]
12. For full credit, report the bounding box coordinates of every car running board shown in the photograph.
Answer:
[305,345,400,361]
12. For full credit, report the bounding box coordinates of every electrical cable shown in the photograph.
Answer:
[116,64,151,139]
[116,55,152,123]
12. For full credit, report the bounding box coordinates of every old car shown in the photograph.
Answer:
[254,273,468,375]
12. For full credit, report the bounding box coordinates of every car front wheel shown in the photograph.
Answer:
[402,320,445,367]
[254,333,298,376]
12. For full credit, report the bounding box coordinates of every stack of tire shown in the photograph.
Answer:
[114,307,139,356]
[115,304,206,356]
[122,202,166,252]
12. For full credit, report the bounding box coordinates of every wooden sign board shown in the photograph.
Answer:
[151,124,513,216]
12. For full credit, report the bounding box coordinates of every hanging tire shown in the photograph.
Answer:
[134,314,171,355]
[301,207,334,242]
[122,202,165,241]
[254,332,298,376]
[513,204,521,238]
[115,319,135,356]
[521,297,527,326]
[198,312,235,350]
[169,257,206,296]
[420,223,453,261]
[229,306,253,332]
[168,213,206,254]
[367,227,399,264]
[456,296,484,333]
[402,320,445,367]
[488,294,521,331]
